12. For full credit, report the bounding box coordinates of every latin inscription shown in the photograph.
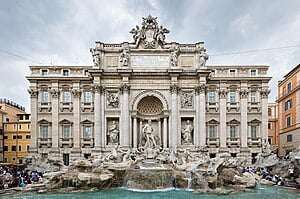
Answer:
[131,55,169,68]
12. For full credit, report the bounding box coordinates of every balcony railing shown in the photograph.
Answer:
[38,102,51,112]
[81,138,94,148]
[248,137,262,147]
[248,102,261,112]
[226,137,240,147]
[59,138,73,147]
[59,102,73,112]
[227,102,240,111]
[206,137,219,147]
[206,102,219,111]
[81,102,94,112]
[38,138,52,148]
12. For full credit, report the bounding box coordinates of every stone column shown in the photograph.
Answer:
[170,84,179,148]
[261,89,270,143]
[163,116,168,148]
[198,84,207,147]
[194,88,200,147]
[28,89,38,153]
[120,84,130,148]
[240,90,248,148]
[100,87,105,147]
[49,88,60,157]
[133,115,137,149]
[71,88,81,156]
[219,90,227,149]
[93,85,102,150]
[158,119,161,140]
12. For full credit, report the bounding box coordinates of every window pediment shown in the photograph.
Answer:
[59,119,73,124]
[207,119,219,124]
[38,119,51,124]
[227,119,240,125]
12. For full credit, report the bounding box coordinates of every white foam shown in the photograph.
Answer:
[120,187,175,192]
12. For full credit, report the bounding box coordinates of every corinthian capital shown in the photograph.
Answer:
[260,89,270,99]
[72,89,82,98]
[170,84,180,94]
[218,89,227,99]
[93,84,105,94]
[239,90,248,99]
[195,84,206,94]
[28,89,38,98]
[50,89,60,98]
[119,84,130,93]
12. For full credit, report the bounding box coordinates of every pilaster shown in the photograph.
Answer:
[240,89,248,148]
[120,83,130,148]
[219,89,227,149]
[170,84,180,148]
[50,87,60,153]
[71,88,81,155]
[28,89,38,153]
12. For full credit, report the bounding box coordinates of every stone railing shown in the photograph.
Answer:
[247,102,261,112]
[226,137,240,147]
[59,102,73,112]
[206,102,219,111]
[206,137,220,147]
[81,138,94,148]
[227,102,240,111]
[38,138,52,148]
[81,102,94,112]
[38,102,51,112]
[247,137,262,147]
[59,138,73,148]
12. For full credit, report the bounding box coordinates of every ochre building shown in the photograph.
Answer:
[27,16,271,165]
[277,64,300,156]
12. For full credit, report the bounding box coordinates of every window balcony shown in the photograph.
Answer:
[248,137,262,147]
[38,138,52,148]
[226,137,240,147]
[38,102,51,112]
[59,138,73,148]
[206,137,219,147]
[248,102,261,112]
[81,102,94,112]
[206,102,219,111]
[60,102,73,112]
[227,102,240,111]
[81,138,94,148]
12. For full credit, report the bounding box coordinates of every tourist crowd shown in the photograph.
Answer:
[243,166,299,188]
[0,165,43,189]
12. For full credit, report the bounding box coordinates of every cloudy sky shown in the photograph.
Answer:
[0,0,299,112]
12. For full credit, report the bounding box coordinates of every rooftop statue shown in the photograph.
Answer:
[130,15,169,49]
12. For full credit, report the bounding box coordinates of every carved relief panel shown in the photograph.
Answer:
[180,92,194,108]
[107,92,119,108]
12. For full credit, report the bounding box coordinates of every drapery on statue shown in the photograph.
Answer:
[141,120,157,149]
[108,121,119,144]
[119,49,130,67]
[181,120,193,144]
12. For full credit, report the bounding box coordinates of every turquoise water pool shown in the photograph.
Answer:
[3,186,300,199]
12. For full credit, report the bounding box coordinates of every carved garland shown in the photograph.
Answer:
[72,89,82,98]
[28,89,38,98]
[50,89,60,98]
[170,84,181,94]
[218,89,228,99]
[195,84,206,94]
[260,89,270,99]
[119,84,130,93]
[239,90,248,99]
[93,85,105,94]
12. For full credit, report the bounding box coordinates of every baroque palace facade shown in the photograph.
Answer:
[27,16,271,165]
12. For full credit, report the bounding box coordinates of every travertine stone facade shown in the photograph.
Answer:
[27,16,271,165]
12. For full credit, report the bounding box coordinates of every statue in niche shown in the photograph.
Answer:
[107,93,119,108]
[170,47,179,67]
[181,92,193,108]
[108,121,119,144]
[139,120,161,151]
[199,50,209,67]
[119,49,130,67]
[181,120,193,144]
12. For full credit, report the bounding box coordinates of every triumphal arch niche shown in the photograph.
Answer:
[89,15,209,153]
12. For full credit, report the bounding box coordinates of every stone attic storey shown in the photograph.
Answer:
[27,15,271,165]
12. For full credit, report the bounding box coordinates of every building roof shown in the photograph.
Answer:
[283,64,300,79]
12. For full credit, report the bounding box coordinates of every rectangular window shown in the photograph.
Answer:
[17,135,22,139]
[268,123,271,129]
[13,124,16,130]
[268,108,272,116]
[26,135,31,139]
[62,125,70,138]
[208,91,216,103]
[63,69,69,76]
[18,145,22,152]
[13,135,16,139]
[63,154,69,166]
[229,69,236,76]
[63,91,71,103]
[41,69,48,75]
[284,99,292,111]
[287,134,293,142]
[84,91,92,103]
[210,69,215,76]
[83,126,91,139]
[4,124,7,130]
[4,146,8,152]
[19,124,22,129]
[250,91,256,103]
[27,145,30,151]
[4,136,8,139]
[230,126,236,138]
[251,126,257,138]
[12,146,16,152]
[229,92,236,103]
[250,69,257,76]
[286,115,291,127]
[209,126,216,138]
[40,126,48,138]
[41,91,49,103]
[287,82,292,92]
[28,124,30,130]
